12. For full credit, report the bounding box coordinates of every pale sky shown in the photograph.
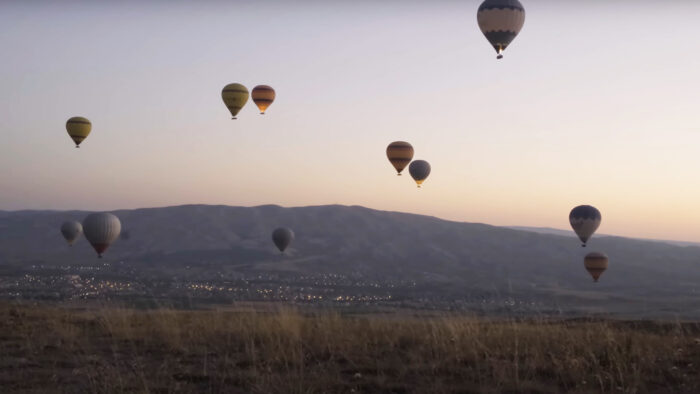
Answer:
[1,1,700,242]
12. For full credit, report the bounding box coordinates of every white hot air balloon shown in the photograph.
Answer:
[60,221,83,246]
[82,213,121,258]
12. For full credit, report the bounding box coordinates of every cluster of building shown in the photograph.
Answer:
[0,263,545,312]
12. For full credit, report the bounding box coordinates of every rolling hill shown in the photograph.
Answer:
[1,204,700,316]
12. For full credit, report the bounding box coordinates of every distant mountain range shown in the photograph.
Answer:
[506,226,700,248]
[1,204,700,317]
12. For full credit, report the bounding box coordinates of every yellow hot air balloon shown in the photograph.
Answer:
[252,85,276,114]
[221,83,249,119]
[66,117,91,148]
[584,252,608,282]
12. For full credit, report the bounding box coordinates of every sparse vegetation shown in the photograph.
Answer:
[1,303,700,393]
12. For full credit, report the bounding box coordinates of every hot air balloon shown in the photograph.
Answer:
[83,213,121,258]
[477,0,526,59]
[66,117,92,148]
[569,205,601,247]
[272,227,294,253]
[584,252,608,282]
[251,85,275,114]
[409,160,431,188]
[221,83,249,119]
[386,141,414,176]
[60,221,83,246]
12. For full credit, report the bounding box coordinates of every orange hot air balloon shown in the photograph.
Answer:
[584,252,608,282]
[252,85,276,114]
[386,141,414,175]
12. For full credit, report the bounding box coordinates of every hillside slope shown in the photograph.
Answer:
[1,204,700,313]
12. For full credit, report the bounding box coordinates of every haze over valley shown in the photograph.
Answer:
[2,204,699,318]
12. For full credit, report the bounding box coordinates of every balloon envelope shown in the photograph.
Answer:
[221,83,249,119]
[272,227,294,253]
[83,213,121,258]
[569,205,601,246]
[477,0,525,59]
[409,160,431,187]
[386,141,414,175]
[584,252,608,282]
[66,116,91,147]
[251,85,276,114]
[60,221,83,246]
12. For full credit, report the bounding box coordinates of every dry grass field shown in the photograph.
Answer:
[1,303,700,393]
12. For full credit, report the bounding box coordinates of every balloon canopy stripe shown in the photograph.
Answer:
[477,0,524,10]
[570,206,602,221]
[389,158,411,166]
[477,9,525,33]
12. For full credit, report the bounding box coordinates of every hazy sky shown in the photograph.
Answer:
[1,1,700,241]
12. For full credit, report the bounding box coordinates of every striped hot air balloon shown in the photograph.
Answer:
[221,83,249,119]
[569,205,601,247]
[477,0,526,59]
[409,160,431,188]
[83,213,121,258]
[66,116,92,148]
[252,85,276,114]
[386,141,414,175]
[584,252,608,282]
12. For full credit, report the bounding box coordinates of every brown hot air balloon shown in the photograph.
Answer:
[584,252,608,282]
[386,141,414,175]
[569,205,602,247]
[251,85,276,114]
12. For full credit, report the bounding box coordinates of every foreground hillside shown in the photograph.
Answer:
[1,303,700,393]
[2,204,700,316]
